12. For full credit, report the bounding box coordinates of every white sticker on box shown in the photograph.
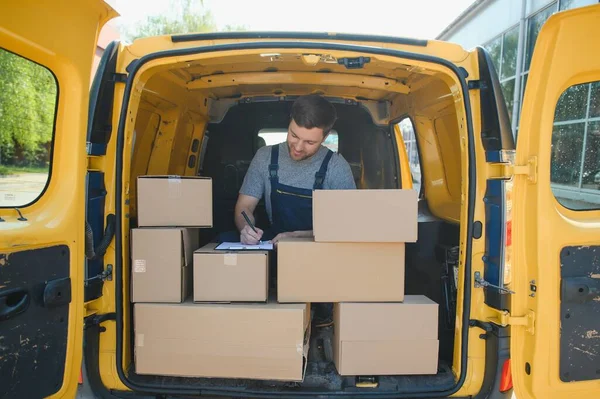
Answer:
[136,334,144,347]
[134,259,146,273]
[296,342,303,354]
[167,175,182,199]
[224,254,237,266]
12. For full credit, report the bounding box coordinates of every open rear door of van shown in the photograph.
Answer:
[512,4,600,399]
[0,1,116,398]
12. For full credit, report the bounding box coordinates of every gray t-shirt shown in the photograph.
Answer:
[240,143,356,223]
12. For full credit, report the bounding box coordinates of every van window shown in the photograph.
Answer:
[398,118,422,194]
[0,49,56,207]
[257,128,339,152]
[551,81,600,210]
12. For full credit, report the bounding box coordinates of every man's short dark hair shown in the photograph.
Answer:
[290,94,337,136]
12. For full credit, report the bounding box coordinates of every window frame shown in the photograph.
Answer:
[393,116,423,198]
[0,47,59,209]
[550,81,600,211]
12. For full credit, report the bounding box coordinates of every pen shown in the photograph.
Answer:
[241,210,257,233]
[241,210,262,244]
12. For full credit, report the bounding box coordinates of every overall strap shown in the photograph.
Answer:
[269,145,279,184]
[313,149,334,189]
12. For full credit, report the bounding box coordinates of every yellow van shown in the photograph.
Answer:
[1,1,599,398]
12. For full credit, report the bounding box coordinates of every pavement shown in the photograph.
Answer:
[0,172,48,207]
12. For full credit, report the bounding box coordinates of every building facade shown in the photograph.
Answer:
[438,0,600,209]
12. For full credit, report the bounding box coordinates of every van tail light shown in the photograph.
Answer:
[503,180,513,286]
[499,358,513,392]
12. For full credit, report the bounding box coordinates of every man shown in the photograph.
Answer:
[235,94,356,245]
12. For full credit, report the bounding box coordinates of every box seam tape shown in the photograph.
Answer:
[167,175,182,199]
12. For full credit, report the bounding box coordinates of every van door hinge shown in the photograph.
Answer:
[512,156,537,183]
[489,156,537,183]
[488,308,535,334]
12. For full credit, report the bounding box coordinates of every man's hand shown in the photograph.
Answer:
[241,225,263,245]
[270,230,313,245]
[270,231,293,245]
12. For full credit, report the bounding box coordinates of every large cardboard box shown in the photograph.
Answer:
[313,189,418,242]
[131,228,198,303]
[277,238,404,302]
[137,175,212,227]
[134,301,310,381]
[334,296,439,376]
[193,243,269,302]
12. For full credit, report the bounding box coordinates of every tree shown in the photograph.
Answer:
[0,48,56,168]
[121,0,246,42]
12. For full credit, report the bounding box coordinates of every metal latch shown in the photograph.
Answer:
[488,309,536,334]
[474,271,515,294]
[85,264,113,286]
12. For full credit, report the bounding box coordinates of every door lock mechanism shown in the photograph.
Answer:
[474,271,515,294]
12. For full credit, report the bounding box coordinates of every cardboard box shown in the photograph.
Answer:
[134,301,310,381]
[334,296,439,376]
[277,238,404,302]
[193,243,269,302]
[313,189,418,242]
[131,228,199,303]
[137,175,212,227]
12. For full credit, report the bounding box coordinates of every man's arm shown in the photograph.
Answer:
[235,194,264,244]
[235,147,268,244]
[234,194,259,232]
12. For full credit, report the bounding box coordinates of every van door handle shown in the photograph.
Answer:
[0,287,30,321]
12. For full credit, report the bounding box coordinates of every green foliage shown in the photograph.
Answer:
[0,49,56,167]
[121,0,246,42]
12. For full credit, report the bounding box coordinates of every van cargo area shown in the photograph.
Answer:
[109,35,475,397]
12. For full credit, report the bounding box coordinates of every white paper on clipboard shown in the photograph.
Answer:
[215,241,274,251]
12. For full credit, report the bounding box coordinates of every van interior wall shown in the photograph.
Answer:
[391,75,463,364]
[401,77,463,223]
[128,75,209,222]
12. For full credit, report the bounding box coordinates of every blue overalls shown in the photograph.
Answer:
[268,145,334,323]
[267,145,334,237]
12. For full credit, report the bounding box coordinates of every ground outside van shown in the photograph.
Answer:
[2,2,600,399]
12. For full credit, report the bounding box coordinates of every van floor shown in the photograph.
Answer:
[130,324,455,393]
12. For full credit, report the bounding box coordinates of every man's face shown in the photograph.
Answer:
[286,119,327,161]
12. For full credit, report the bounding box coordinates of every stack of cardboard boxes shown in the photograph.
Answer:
[132,176,439,381]
[279,189,439,376]
[132,175,309,381]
